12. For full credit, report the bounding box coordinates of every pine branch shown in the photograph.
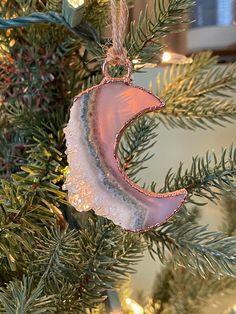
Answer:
[120,123,236,206]
[0,177,59,275]
[31,220,144,310]
[222,196,236,236]
[84,0,134,33]
[152,265,236,314]
[0,105,68,275]
[0,123,26,178]
[117,115,158,182]
[151,266,172,313]
[151,199,236,314]
[112,62,236,208]
[33,228,80,285]
[125,0,194,62]
[46,0,62,12]
[160,145,236,204]
[83,0,110,32]
[157,51,218,91]
[156,52,236,130]
[0,276,55,314]
[144,222,236,278]
[143,147,236,279]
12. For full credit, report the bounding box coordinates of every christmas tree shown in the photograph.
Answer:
[0,0,236,313]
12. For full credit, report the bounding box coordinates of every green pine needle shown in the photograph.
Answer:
[157,52,236,130]
[145,222,236,278]
[117,115,159,182]
[0,276,55,314]
[160,145,236,204]
[126,0,195,62]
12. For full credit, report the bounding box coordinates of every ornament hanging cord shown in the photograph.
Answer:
[106,0,129,66]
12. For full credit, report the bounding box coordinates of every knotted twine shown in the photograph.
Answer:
[106,0,129,65]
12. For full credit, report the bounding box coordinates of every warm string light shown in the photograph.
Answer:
[224,304,236,314]
[62,0,85,40]
[68,0,84,8]
[133,51,193,69]
[125,298,144,314]
[161,51,193,64]
[161,51,172,63]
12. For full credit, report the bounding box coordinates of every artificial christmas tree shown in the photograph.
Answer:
[0,0,236,313]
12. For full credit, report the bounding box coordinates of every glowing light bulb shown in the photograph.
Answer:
[162,51,193,64]
[126,298,132,305]
[125,298,144,314]
[131,303,144,314]
[133,52,193,70]
[68,0,84,8]
[162,51,172,63]
[132,59,140,65]
[63,0,85,27]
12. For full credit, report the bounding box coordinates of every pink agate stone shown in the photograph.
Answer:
[64,80,187,232]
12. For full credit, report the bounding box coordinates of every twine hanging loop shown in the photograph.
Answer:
[106,0,129,66]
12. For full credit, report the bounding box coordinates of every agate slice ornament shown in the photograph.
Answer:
[64,60,187,232]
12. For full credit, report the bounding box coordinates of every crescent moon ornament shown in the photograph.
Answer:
[64,59,187,232]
